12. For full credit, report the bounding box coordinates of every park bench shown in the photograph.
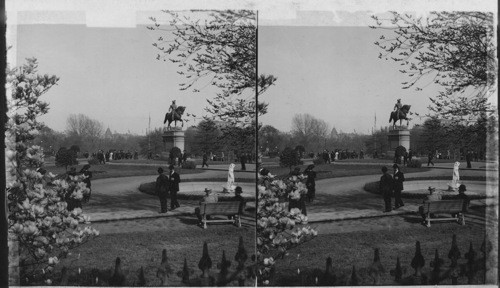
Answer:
[199,202,242,229]
[421,199,466,227]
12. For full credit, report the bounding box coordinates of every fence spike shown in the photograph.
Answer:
[235,236,248,266]
[322,256,336,285]
[411,241,425,275]
[217,250,231,286]
[137,266,146,286]
[59,266,69,286]
[350,265,359,286]
[369,248,385,285]
[198,241,212,278]
[430,249,444,284]
[448,234,461,265]
[390,257,403,282]
[464,242,477,284]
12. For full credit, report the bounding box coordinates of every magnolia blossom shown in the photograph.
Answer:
[257,170,318,285]
[7,59,99,283]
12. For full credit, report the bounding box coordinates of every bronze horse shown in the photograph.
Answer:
[164,106,186,129]
[389,104,411,128]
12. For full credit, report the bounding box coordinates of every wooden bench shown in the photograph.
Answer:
[199,202,242,229]
[421,199,466,227]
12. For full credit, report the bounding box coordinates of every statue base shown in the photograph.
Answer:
[162,129,185,152]
[387,128,410,158]
[222,185,236,194]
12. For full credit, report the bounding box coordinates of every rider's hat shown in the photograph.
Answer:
[397,98,401,101]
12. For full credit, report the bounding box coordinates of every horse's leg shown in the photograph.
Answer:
[180,120,184,127]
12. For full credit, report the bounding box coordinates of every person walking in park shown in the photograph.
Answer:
[392,164,405,209]
[155,167,169,213]
[80,164,93,203]
[202,152,209,168]
[240,153,247,171]
[304,164,317,203]
[466,150,472,168]
[379,166,394,212]
[168,164,181,210]
[427,151,435,166]
[408,149,413,163]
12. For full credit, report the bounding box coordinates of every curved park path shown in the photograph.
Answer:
[84,160,495,229]
[83,166,256,222]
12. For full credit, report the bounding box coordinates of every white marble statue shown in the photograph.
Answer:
[223,163,236,193]
[447,161,461,191]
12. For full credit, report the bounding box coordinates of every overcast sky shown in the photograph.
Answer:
[8,1,496,135]
[258,23,441,134]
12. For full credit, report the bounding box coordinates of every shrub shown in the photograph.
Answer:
[182,160,196,169]
[408,158,422,168]
[279,147,302,170]
[169,147,182,163]
[87,157,100,165]
[313,158,325,165]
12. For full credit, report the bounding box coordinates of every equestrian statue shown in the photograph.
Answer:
[389,98,411,128]
[163,100,186,129]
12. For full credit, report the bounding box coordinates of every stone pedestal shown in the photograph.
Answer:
[162,129,185,152]
[387,127,410,158]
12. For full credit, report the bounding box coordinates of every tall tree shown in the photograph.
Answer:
[65,114,104,152]
[148,10,276,125]
[193,119,221,154]
[291,113,329,151]
[258,125,288,155]
[371,12,496,121]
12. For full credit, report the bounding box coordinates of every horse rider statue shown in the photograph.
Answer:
[169,100,178,122]
[164,100,186,130]
[394,98,402,121]
[389,99,411,128]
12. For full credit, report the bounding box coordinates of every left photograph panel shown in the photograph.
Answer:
[6,6,257,286]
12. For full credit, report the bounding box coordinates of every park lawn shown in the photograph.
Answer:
[265,163,430,180]
[273,211,488,286]
[44,163,204,180]
[44,218,256,286]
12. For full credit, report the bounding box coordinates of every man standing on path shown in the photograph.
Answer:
[393,164,405,209]
[156,167,169,213]
[427,151,435,167]
[379,166,394,212]
[168,164,181,210]
[202,152,209,168]
[408,149,413,163]
[466,150,472,168]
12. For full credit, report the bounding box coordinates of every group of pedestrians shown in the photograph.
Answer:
[155,165,181,213]
[379,164,405,213]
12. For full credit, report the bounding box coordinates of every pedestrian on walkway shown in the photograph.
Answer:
[168,164,181,210]
[304,164,317,203]
[233,186,246,216]
[466,151,472,168]
[392,164,405,209]
[80,164,93,203]
[427,151,435,166]
[156,167,169,213]
[379,166,393,212]
[202,152,209,168]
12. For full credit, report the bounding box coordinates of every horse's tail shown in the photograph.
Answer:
[389,112,393,123]
[163,113,168,124]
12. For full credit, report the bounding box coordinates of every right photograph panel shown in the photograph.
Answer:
[256,10,498,286]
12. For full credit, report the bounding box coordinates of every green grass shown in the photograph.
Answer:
[27,218,255,286]
[44,163,204,180]
[264,163,430,180]
[272,210,488,286]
